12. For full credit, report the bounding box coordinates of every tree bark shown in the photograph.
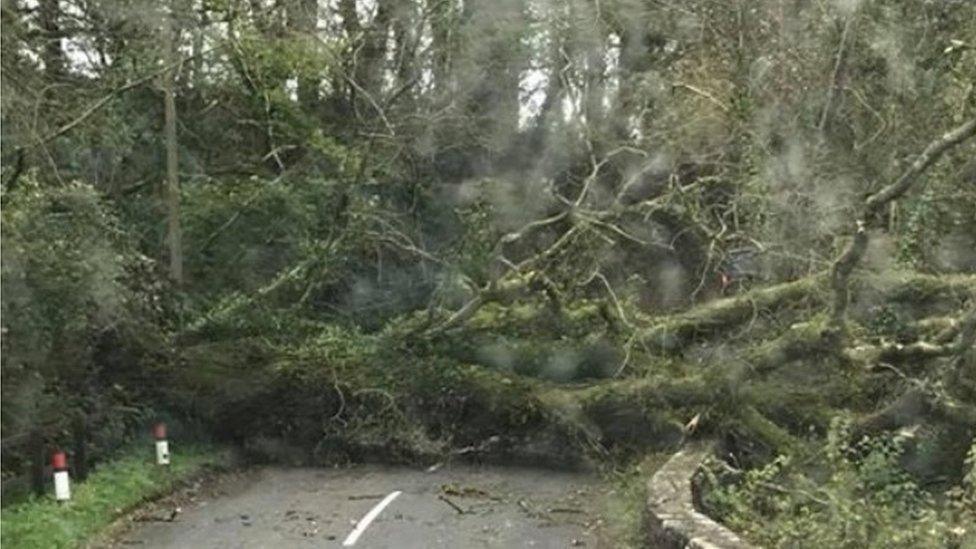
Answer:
[391,0,418,97]
[461,0,524,160]
[528,4,569,152]
[163,7,184,285]
[191,4,208,90]
[287,0,320,112]
[818,15,855,133]
[430,0,457,97]
[38,0,65,78]
[358,0,392,99]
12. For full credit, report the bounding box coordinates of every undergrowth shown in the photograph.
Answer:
[702,419,976,549]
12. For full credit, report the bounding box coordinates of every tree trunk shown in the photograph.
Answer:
[337,0,361,110]
[430,0,456,97]
[287,0,320,112]
[391,0,418,94]
[191,4,208,90]
[163,8,184,286]
[461,0,524,163]
[357,0,392,99]
[529,4,568,150]
[38,0,65,78]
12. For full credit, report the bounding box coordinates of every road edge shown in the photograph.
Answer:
[86,447,243,548]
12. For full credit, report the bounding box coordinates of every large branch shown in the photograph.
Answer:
[864,118,976,216]
[830,118,976,329]
[844,307,976,368]
[641,275,824,353]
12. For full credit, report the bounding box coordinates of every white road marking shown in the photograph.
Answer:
[342,490,402,546]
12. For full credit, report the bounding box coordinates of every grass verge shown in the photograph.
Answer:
[1,443,224,549]
[599,453,668,548]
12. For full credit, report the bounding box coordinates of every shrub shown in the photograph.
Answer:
[703,419,976,548]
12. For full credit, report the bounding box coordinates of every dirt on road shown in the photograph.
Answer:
[101,464,613,548]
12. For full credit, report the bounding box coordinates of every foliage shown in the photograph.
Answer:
[180,176,343,301]
[703,420,976,548]
[1,179,167,439]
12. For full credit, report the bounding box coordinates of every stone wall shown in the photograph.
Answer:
[646,441,752,549]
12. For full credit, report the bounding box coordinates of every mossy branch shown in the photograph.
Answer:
[864,118,976,216]
[641,275,824,353]
[830,118,976,333]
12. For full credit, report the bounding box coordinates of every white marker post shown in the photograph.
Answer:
[153,423,170,465]
[52,451,70,502]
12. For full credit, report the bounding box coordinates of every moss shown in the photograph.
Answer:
[562,301,607,326]
[733,405,801,457]
[402,360,546,442]
[744,382,838,435]
[466,301,540,330]
[741,315,838,373]
[449,335,621,381]
[462,299,611,340]
[641,275,825,353]
[882,273,976,303]
[582,395,684,453]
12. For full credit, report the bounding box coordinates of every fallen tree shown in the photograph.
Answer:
[158,119,976,495]
[165,266,972,472]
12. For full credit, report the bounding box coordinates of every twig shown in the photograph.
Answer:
[438,494,466,514]
[27,45,225,150]
[865,118,976,215]
[582,270,632,329]
[672,81,730,113]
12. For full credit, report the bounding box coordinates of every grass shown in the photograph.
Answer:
[599,453,669,548]
[1,443,224,549]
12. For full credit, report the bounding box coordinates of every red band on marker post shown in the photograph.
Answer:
[51,451,68,471]
[153,423,167,440]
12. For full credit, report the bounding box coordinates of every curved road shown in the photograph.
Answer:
[106,464,609,548]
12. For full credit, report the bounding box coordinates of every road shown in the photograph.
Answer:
[105,464,608,548]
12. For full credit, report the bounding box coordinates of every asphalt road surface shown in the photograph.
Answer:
[107,464,608,548]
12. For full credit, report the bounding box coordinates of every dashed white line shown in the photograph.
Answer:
[342,490,402,546]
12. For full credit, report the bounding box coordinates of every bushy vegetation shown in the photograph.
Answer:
[703,423,976,548]
[1,179,169,472]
